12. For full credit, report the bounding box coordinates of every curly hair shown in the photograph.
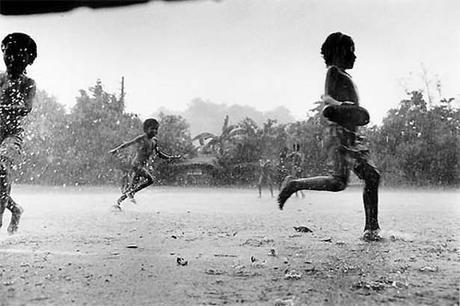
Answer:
[320,32,354,66]
[1,32,37,65]
[143,118,159,132]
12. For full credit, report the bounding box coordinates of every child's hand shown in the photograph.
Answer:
[321,94,341,106]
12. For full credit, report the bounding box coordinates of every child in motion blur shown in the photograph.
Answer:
[109,118,180,210]
[0,33,37,234]
[277,32,381,241]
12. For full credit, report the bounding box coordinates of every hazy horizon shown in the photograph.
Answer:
[1,0,458,125]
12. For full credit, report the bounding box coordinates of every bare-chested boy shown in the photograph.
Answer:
[277,32,381,241]
[109,118,180,210]
[0,33,37,234]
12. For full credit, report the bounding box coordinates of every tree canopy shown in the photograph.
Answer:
[14,81,459,187]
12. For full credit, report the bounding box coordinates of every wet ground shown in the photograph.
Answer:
[0,186,458,305]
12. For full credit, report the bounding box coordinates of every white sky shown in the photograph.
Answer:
[1,0,459,124]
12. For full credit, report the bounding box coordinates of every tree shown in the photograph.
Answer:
[154,113,195,183]
[192,115,241,158]
[65,80,142,184]
[16,90,68,184]
[369,91,459,186]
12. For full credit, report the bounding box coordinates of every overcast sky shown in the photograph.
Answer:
[1,0,458,124]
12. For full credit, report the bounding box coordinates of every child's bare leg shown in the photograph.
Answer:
[120,171,131,193]
[279,146,349,209]
[127,176,153,196]
[116,169,141,205]
[278,175,347,209]
[117,168,153,205]
[0,201,5,228]
[300,190,305,198]
[5,198,23,234]
[267,177,274,197]
[126,174,139,201]
[0,162,22,234]
[354,161,381,235]
[257,175,263,197]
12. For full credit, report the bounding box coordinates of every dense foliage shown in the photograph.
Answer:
[13,81,459,187]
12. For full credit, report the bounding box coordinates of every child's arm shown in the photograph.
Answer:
[321,94,354,106]
[109,135,143,154]
[155,146,181,161]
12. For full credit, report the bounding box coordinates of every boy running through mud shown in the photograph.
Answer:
[0,33,37,234]
[109,118,180,210]
[277,32,381,241]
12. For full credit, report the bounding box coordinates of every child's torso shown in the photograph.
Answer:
[0,72,33,135]
[133,136,157,165]
[330,67,359,105]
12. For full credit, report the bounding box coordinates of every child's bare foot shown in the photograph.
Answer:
[363,229,382,242]
[127,193,136,204]
[117,194,127,205]
[7,205,23,235]
[112,204,122,211]
[0,204,5,228]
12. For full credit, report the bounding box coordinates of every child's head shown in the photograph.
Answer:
[321,32,356,69]
[143,118,159,137]
[1,32,37,76]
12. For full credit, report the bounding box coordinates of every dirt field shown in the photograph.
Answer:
[0,186,458,305]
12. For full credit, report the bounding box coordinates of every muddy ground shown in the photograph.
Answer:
[0,186,458,305]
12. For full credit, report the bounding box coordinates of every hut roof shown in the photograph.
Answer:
[174,153,217,167]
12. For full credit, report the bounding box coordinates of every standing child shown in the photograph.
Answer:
[0,33,37,234]
[276,147,289,190]
[283,144,305,198]
[277,32,381,241]
[109,118,180,210]
[257,159,274,198]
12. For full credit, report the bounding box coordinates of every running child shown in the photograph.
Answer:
[277,32,381,241]
[0,33,37,234]
[109,118,180,209]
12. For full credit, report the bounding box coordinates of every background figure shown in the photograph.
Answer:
[276,146,289,190]
[257,159,273,197]
[280,144,305,198]
[0,33,37,234]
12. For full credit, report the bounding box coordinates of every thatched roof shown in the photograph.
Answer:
[173,153,217,168]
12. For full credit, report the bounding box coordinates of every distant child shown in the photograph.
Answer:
[276,147,289,190]
[0,33,37,234]
[281,144,305,198]
[277,32,381,241]
[257,159,274,198]
[109,118,180,209]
